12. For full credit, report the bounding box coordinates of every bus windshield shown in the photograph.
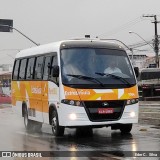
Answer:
[60,48,136,88]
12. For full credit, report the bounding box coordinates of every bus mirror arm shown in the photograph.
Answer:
[134,67,139,78]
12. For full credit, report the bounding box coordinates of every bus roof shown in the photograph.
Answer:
[15,39,125,59]
[141,68,160,73]
[140,68,160,80]
[15,41,62,59]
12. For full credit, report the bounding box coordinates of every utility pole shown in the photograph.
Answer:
[143,14,160,68]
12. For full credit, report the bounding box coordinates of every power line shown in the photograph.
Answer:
[98,16,144,37]
[106,19,143,37]
[128,36,160,50]
[128,40,153,49]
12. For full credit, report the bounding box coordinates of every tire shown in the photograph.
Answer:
[24,107,42,132]
[51,109,64,137]
[120,124,132,134]
[24,107,33,131]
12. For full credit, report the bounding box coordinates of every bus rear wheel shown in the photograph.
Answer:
[120,124,132,134]
[51,109,64,137]
[24,107,42,132]
[24,107,33,131]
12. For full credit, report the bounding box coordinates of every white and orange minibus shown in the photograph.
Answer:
[12,39,139,136]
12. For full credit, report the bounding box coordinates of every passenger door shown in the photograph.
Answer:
[49,55,59,105]
[42,54,59,124]
[26,56,44,122]
[42,55,52,124]
[33,56,44,122]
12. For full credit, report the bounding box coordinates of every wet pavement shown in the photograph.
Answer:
[0,105,159,160]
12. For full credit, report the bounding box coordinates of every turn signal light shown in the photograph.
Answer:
[61,99,83,107]
[126,98,139,105]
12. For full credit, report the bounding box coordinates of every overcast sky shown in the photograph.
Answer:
[0,0,160,64]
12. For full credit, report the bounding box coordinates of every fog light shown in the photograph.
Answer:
[130,112,136,117]
[69,113,77,120]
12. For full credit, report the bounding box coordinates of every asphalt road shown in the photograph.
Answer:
[0,105,160,160]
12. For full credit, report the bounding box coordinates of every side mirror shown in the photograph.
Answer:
[134,67,139,78]
[52,65,59,77]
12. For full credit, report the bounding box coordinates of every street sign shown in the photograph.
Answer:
[0,19,13,32]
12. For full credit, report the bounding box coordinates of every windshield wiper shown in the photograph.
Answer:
[95,72,132,87]
[66,74,105,87]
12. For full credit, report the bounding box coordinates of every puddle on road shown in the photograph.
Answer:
[150,126,160,129]
[139,128,147,131]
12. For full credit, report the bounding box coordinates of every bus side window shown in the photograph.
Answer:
[26,57,35,80]
[52,56,58,66]
[19,59,27,80]
[43,56,52,80]
[51,55,58,83]
[12,60,20,80]
[34,56,44,80]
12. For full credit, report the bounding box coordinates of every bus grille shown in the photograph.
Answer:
[83,100,125,122]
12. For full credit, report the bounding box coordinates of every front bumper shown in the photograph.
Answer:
[58,103,139,127]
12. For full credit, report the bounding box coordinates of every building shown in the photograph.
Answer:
[128,53,148,69]
[0,64,13,72]
[0,72,11,87]
[0,64,13,97]
[0,72,12,96]
[128,52,160,69]
[145,56,160,68]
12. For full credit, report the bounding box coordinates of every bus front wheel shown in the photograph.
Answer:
[120,124,132,134]
[51,109,64,137]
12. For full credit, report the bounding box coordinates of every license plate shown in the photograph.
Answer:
[98,108,114,114]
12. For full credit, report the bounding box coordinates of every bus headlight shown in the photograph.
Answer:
[61,99,83,107]
[69,113,77,120]
[126,98,139,105]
